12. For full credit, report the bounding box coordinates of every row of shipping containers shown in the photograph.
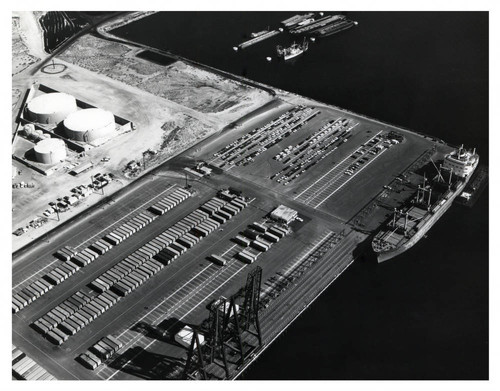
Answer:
[78,335,123,370]
[87,193,248,300]
[148,187,191,215]
[235,222,287,264]
[32,287,122,346]
[12,188,190,314]
[103,212,156,246]
[12,346,56,380]
[33,192,248,345]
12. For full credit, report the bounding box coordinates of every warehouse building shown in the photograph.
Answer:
[270,205,298,225]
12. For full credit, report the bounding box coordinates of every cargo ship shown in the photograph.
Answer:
[372,146,479,262]
[276,39,309,61]
[281,13,315,28]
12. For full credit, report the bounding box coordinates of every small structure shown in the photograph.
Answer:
[34,138,67,164]
[270,205,298,224]
[175,325,205,348]
[70,162,93,176]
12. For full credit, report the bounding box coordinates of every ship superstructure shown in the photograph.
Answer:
[442,144,478,178]
[276,39,309,61]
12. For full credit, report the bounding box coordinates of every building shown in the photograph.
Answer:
[175,326,205,348]
[270,205,298,224]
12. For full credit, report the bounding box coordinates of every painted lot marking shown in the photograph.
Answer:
[12,184,177,292]
[295,130,382,201]
[105,261,247,380]
[75,184,176,250]
[313,145,389,209]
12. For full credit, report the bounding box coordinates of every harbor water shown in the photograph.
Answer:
[113,11,488,379]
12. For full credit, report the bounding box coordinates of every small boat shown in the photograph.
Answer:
[276,39,309,61]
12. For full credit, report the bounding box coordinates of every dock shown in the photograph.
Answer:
[237,30,281,50]
[290,15,343,34]
[281,13,315,28]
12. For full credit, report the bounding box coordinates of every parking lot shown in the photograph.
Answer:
[209,105,321,170]
[294,130,396,208]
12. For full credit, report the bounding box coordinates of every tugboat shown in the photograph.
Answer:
[276,39,309,61]
[372,145,479,262]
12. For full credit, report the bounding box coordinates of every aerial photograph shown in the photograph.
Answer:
[11,7,489,382]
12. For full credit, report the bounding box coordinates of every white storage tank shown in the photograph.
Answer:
[64,108,115,142]
[34,138,67,164]
[26,93,77,124]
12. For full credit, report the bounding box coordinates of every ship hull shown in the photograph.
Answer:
[284,51,304,61]
[316,21,355,37]
[375,167,476,263]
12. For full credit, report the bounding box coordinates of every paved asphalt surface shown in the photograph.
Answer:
[12,95,438,380]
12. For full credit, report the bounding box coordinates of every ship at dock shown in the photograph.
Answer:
[235,29,282,50]
[289,14,344,34]
[281,13,315,28]
[250,28,270,38]
[313,16,357,37]
[276,39,309,61]
[372,146,479,263]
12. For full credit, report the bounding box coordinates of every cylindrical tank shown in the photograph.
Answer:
[64,108,115,142]
[34,138,67,164]
[25,93,77,124]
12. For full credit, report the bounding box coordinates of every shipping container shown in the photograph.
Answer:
[209,254,227,266]
[171,242,187,254]
[90,344,111,361]
[58,321,77,336]
[243,229,260,240]
[237,252,255,264]
[211,214,226,224]
[37,278,53,292]
[78,353,98,370]
[73,312,90,326]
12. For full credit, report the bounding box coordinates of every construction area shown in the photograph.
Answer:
[13,11,458,381]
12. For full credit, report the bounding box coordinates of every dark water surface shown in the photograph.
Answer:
[113,12,488,379]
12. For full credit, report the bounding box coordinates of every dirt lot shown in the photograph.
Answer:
[59,35,270,118]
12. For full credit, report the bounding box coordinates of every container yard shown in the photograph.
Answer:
[12,90,456,379]
[12,11,486,381]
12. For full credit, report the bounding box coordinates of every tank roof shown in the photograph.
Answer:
[34,138,66,154]
[27,93,76,116]
[64,108,114,133]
